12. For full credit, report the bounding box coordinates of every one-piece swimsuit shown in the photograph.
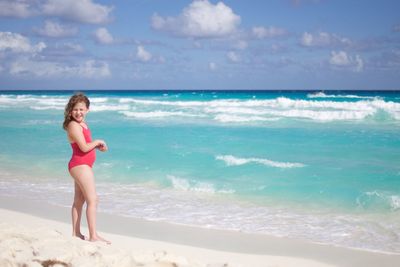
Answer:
[68,124,96,170]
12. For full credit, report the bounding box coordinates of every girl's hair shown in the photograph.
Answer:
[63,92,90,130]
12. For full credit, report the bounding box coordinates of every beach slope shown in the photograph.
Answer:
[0,196,399,267]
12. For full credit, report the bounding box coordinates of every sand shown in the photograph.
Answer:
[0,195,399,267]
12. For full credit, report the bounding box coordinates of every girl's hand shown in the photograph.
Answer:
[97,140,108,152]
[99,144,108,152]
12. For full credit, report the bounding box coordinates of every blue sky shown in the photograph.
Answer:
[0,0,399,90]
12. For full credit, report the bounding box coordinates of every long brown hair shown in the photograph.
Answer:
[63,92,90,130]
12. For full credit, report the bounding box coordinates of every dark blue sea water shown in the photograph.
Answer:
[0,90,399,253]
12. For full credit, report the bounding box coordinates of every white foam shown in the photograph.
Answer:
[3,94,400,123]
[216,155,305,168]
[118,96,400,123]
[166,175,234,194]
[30,105,64,110]
[265,109,374,121]
[0,95,67,110]
[119,110,201,119]
[90,97,108,103]
[357,191,400,211]
[308,92,329,98]
[205,106,267,115]
[214,114,276,123]
[119,98,210,107]
[90,104,130,112]
[25,120,57,125]
[1,95,110,111]
[307,92,377,99]
[1,174,399,254]
[390,195,400,211]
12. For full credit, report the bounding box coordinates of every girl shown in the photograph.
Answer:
[63,92,110,244]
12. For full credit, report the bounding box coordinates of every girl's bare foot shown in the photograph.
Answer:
[90,235,111,245]
[73,233,87,240]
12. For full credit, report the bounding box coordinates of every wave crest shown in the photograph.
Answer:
[307,92,378,100]
[216,155,305,168]
[357,191,400,211]
[2,93,400,124]
[166,175,235,194]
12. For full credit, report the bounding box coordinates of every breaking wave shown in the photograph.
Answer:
[2,93,400,124]
[307,92,378,100]
[166,175,235,194]
[357,191,400,211]
[216,155,305,168]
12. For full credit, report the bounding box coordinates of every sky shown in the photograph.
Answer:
[0,0,399,90]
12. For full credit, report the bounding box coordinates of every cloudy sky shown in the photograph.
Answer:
[0,0,399,90]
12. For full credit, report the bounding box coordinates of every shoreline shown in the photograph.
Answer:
[1,195,399,267]
[3,169,399,255]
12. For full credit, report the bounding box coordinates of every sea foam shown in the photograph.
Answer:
[166,175,235,194]
[118,96,400,123]
[2,93,400,123]
[307,92,378,99]
[119,110,201,119]
[216,155,305,168]
[356,191,400,211]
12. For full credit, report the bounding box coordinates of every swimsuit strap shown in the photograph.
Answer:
[79,122,89,130]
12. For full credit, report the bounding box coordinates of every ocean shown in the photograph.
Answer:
[0,90,399,253]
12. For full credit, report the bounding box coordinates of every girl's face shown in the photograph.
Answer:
[70,102,88,123]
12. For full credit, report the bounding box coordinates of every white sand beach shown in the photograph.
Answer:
[0,195,399,267]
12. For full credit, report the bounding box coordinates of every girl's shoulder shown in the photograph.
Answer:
[67,120,81,131]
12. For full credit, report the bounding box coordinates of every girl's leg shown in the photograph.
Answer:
[71,181,85,239]
[69,165,110,244]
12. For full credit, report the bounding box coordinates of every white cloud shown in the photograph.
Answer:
[0,31,46,53]
[0,0,34,18]
[35,20,78,38]
[137,45,152,62]
[10,57,111,78]
[151,0,241,38]
[59,43,84,53]
[252,26,286,39]
[301,32,313,46]
[300,31,351,47]
[227,51,240,62]
[354,55,364,72]
[44,42,84,56]
[0,0,113,24]
[42,0,113,24]
[94,27,114,44]
[209,62,217,71]
[329,51,350,66]
[329,50,363,72]
[78,60,111,78]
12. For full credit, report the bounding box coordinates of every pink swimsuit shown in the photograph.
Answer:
[68,125,96,170]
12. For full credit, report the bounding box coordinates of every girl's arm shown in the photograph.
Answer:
[67,122,104,153]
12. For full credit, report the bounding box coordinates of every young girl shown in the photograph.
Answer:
[63,92,110,244]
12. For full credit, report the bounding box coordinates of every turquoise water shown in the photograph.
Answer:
[0,90,400,253]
